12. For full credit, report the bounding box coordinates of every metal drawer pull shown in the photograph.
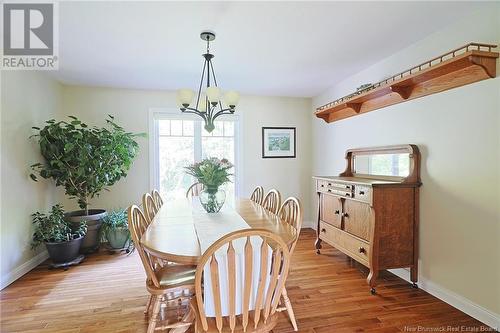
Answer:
[359,190,365,195]
[358,247,366,254]
[345,193,351,197]
[342,213,349,218]
[327,189,332,193]
[321,228,326,233]
[334,210,340,215]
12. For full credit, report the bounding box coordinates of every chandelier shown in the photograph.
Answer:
[176,31,240,132]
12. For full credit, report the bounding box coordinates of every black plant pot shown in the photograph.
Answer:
[65,209,107,254]
[45,236,84,264]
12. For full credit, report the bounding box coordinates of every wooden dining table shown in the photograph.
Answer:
[141,198,297,264]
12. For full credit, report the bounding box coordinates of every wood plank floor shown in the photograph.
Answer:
[1,230,491,333]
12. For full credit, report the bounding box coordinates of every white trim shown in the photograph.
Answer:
[301,220,315,229]
[389,267,500,329]
[1,250,49,290]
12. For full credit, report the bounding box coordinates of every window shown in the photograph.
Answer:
[150,111,239,203]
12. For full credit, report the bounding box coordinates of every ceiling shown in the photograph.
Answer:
[50,1,488,97]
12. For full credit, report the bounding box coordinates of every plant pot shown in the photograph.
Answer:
[65,209,107,254]
[45,236,84,264]
[106,228,131,249]
[199,187,226,213]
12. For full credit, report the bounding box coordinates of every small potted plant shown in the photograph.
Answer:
[101,209,131,251]
[31,204,87,265]
[185,157,233,213]
[30,115,144,253]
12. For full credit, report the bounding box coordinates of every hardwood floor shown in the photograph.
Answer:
[0,230,491,333]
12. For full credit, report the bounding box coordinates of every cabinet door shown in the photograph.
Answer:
[343,199,372,241]
[320,194,342,228]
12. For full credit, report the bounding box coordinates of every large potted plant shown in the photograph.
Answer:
[30,115,143,253]
[185,157,233,213]
[102,208,131,251]
[31,204,87,265]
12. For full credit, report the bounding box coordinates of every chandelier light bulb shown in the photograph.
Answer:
[176,89,195,107]
[224,91,240,108]
[206,86,221,104]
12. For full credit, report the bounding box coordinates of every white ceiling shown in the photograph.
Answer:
[50,1,487,97]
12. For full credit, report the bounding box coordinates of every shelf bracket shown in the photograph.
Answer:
[469,55,496,78]
[345,103,362,113]
[390,85,413,100]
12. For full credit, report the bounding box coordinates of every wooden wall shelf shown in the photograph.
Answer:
[315,43,499,123]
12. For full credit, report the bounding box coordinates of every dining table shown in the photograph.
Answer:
[141,197,297,264]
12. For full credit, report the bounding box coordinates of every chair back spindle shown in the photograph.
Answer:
[192,229,291,333]
[186,182,205,198]
[278,197,303,254]
[127,205,160,287]
[142,192,159,225]
[262,189,281,214]
[151,189,163,208]
[250,186,264,205]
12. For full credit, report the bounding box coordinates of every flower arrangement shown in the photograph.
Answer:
[185,157,233,194]
[185,157,233,213]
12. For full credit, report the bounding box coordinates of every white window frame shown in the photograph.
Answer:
[148,108,242,198]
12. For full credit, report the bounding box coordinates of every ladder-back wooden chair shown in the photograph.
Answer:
[250,186,264,205]
[152,189,164,208]
[261,189,281,214]
[190,229,291,333]
[128,205,195,333]
[275,197,303,331]
[143,193,159,225]
[186,182,204,198]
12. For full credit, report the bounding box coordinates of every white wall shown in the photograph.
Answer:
[311,5,500,325]
[0,71,62,288]
[61,86,313,222]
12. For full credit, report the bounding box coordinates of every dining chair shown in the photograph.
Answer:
[261,189,281,214]
[190,228,291,333]
[143,192,159,225]
[151,189,164,208]
[186,182,204,198]
[250,186,264,205]
[128,205,196,333]
[276,197,303,331]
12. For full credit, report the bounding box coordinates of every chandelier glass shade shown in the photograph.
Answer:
[176,31,240,132]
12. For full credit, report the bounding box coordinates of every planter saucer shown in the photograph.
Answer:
[48,255,84,271]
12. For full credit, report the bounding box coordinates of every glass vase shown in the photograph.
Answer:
[199,187,226,213]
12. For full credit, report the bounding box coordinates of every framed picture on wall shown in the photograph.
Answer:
[262,127,296,158]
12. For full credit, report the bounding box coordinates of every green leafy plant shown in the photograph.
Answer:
[185,157,233,193]
[30,115,145,215]
[31,204,87,249]
[101,208,128,233]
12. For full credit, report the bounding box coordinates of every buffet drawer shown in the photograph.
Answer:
[319,221,370,267]
[317,180,354,198]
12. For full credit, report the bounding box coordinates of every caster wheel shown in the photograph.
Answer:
[126,249,130,254]
[412,283,418,289]
[370,288,376,295]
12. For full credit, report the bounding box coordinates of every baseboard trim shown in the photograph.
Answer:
[301,220,315,229]
[389,268,500,329]
[1,250,49,290]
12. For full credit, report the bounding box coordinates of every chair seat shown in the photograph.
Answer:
[148,264,196,291]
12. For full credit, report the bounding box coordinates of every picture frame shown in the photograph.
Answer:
[262,127,296,158]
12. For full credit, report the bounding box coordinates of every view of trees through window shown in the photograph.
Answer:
[157,118,236,202]
[355,153,410,177]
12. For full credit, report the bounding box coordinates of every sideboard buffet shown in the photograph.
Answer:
[313,144,421,293]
